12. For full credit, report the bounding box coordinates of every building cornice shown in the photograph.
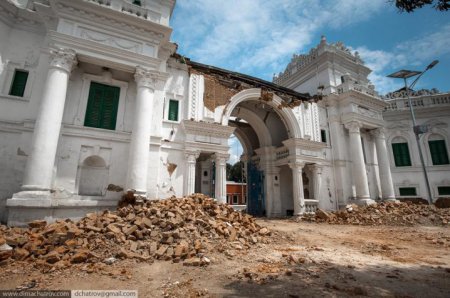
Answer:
[339,90,387,111]
[181,120,235,139]
[51,0,173,42]
[48,31,162,72]
[0,1,46,33]
[283,138,327,151]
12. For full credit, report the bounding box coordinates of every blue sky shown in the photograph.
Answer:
[170,0,450,164]
[171,0,449,95]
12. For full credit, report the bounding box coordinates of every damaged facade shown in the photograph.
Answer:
[0,0,449,225]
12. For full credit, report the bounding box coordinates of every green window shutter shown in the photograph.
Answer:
[133,0,142,6]
[438,186,450,196]
[429,140,449,165]
[9,70,29,97]
[392,143,411,167]
[168,100,179,121]
[320,129,327,143]
[84,82,120,130]
[399,187,417,196]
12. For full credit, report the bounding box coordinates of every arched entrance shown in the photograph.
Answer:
[221,88,301,217]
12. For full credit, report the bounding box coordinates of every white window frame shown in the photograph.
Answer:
[0,61,35,101]
[164,93,183,124]
[75,74,128,131]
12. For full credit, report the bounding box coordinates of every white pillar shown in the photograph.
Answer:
[289,162,305,216]
[372,128,396,201]
[126,66,157,195]
[184,151,199,196]
[311,164,322,201]
[214,153,228,204]
[22,48,77,191]
[345,121,371,202]
[262,165,281,217]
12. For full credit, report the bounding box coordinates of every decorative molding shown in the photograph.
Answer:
[369,127,385,139]
[288,161,305,169]
[181,120,235,139]
[214,153,229,165]
[134,66,167,90]
[184,150,200,163]
[54,1,170,41]
[49,48,78,73]
[344,121,362,134]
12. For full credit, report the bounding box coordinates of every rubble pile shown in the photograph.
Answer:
[0,194,270,269]
[304,201,450,226]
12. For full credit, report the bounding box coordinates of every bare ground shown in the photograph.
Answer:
[1,220,449,297]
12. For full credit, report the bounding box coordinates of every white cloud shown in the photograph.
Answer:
[353,23,450,94]
[228,135,243,164]
[172,0,386,77]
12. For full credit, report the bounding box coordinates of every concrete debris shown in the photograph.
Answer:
[303,201,450,226]
[0,194,270,269]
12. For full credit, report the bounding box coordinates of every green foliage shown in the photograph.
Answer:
[226,162,244,182]
[393,0,449,12]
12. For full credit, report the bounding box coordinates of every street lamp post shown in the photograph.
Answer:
[387,60,439,204]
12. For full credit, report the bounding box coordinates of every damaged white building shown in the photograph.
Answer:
[1,0,449,225]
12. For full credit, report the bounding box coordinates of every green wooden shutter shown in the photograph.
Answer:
[9,70,29,97]
[399,187,416,196]
[429,140,449,165]
[84,82,120,130]
[438,186,450,196]
[168,100,179,121]
[392,143,411,167]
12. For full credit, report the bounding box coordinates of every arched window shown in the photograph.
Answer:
[78,155,108,196]
[391,137,411,167]
[428,134,449,165]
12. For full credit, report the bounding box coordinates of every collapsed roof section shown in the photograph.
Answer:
[172,53,320,111]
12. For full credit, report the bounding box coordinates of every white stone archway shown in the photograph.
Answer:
[221,88,302,139]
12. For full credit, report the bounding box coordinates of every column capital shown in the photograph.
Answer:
[134,66,166,89]
[344,121,362,134]
[310,163,323,175]
[49,48,77,73]
[370,127,386,139]
[288,161,305,170]
[185,150,200,163]
[214,153,229,165]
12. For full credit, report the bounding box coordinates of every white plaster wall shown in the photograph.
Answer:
[318,166,337,210]
[0,132,28,222]
[385,113,450,201]
[0,27,48,122]
[157,147,185,199]
[292,68,331,96]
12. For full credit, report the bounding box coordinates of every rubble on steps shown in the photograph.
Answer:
[0,194,271,270]
[302,201,450,226]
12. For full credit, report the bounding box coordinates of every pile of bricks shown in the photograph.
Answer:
[0,194,270,268]
[304,201,450,226]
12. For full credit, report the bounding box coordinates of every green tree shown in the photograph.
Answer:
[226,163,232,181]
[393,0,449,12]
[228,162,243,182]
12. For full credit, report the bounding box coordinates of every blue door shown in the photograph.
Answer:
[247,161,265,216]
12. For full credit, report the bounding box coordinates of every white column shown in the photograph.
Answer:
[263,166,281,217]
[311,164,322,201]
[372,128,396,201]
[126,66,158,195]
[214,153,228,204]
[22,48,77,191]
[289,162,305,216]
[184,151,199,196]
[345,121,371,201]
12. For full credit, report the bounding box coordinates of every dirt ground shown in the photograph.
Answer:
[1,219,449,297]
